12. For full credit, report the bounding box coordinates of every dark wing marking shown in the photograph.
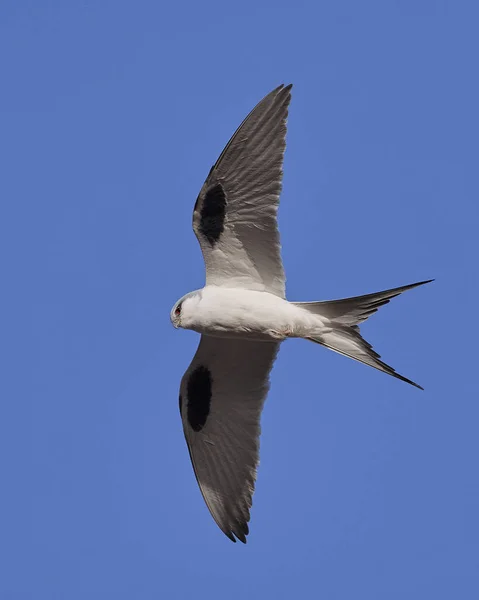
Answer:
[198,183,227,245]
[186,365,212,432]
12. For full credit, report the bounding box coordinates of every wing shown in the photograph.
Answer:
[179,335,280,543]
[193,84,292,298]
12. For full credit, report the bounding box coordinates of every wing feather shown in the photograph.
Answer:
[179,335,279,542]
[193,84,292,298]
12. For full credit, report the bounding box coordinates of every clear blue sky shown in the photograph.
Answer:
[1,1,477,598]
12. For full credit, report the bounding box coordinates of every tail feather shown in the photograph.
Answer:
[306,327,423,389]
[295,280,433,390]
[296,280,433,326]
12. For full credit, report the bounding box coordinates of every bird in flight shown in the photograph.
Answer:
[171,84,431,543]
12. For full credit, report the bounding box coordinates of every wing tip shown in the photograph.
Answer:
[224,530,237,543]
[280,83,293,99]
[222,515,250,543]
[271,83,293,102]
[274,82,293,91]
[222,526,249,544]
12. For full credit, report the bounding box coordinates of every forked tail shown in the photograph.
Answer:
[294,280,433,389]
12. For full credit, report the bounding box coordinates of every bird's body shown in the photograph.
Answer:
[170,84,431,543]
[176,286,324,342]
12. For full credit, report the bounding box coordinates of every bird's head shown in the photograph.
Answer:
[170,290,201,330]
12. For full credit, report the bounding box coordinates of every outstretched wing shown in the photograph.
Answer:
[179,335,280,542]
[193,84,292,298]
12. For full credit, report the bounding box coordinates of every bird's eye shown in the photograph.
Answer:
[175,305,181,316]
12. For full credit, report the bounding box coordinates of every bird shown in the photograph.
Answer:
[170,84,431,543]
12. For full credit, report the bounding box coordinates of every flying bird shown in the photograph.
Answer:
[171,84,431,543]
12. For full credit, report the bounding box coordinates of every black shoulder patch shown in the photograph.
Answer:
[187,365,212,432]
[179,394,183,417]
[199,183,226,246]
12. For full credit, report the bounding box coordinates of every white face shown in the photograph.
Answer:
[170,292,199,329]
[170,299,183,328]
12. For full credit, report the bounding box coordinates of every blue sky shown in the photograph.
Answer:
[1,1,478,598]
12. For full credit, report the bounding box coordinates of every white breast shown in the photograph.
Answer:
[188,286,322,341]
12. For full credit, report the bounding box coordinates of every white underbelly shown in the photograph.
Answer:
[191,321,288,342]
[189,287,317,341]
